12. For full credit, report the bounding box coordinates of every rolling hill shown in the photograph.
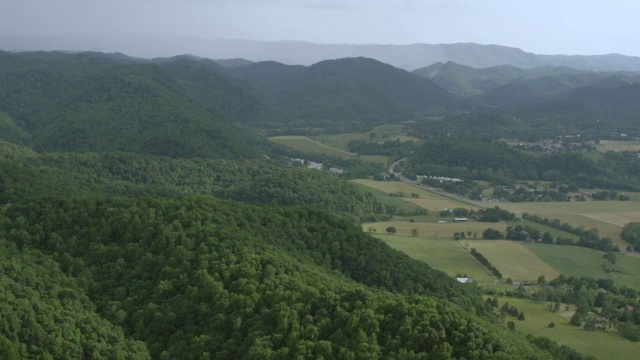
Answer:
[230,57,469,131]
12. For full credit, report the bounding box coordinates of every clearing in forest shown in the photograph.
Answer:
[376,234,496,283]
[461,240,559,281]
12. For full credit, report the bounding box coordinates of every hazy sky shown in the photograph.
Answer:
[1,0,639,56]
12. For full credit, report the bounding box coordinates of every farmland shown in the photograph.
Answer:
[498,200,640,248]
[268,135,357,158]
[464,240,560,281]
[524,243,640,289]
[376,234,496,283]
[595,140,640,152]
[269,124,421,167]
[351,179,475,211]
[499,297,638,360]
[315,124,421,150]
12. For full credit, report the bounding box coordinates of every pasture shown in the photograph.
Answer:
[377,234,496,283]
[524,243,640,289]
[269,136,356,158]
[500,297,638,360]
[596,140,640,152]
[463,240,560,281]
[353,185,426,214]
[497,200,640,247]
[269,135,391,165]
[364,220,509,239]
[351,179,476,211]
[315,124,421,151]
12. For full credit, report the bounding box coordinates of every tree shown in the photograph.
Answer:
[411,229,418,237]
[518,312,525,321]
[507,321,516,331]
[547,322,555,328]
[537,275,546,286]
[385,226,397,234]
[482,228,503,240]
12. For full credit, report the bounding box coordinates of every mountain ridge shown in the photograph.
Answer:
[3,35,640,71]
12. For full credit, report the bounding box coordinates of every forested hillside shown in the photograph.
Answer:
[0,52,270,158]
[229,57,468,132]
[1,49,632,358]
[414,61,640,110]
[405,138,640,190]
[0,197,559,359]
[412,62,583,96]
[0,141,386,219]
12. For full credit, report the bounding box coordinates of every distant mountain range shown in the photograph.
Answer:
[413,61,640,104]
[1,50,639,154]
[2,35,640,72]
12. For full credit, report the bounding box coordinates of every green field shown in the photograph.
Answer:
[351,179,476,211]
[462,240,560,281]
[524,243,640,289]
[596,140,640,152]
[499,297,638,360]
[377,234,496,283]
[315,124,421,150]
[269,136,357,158]
[353,184,426,215]
[269,124,422,166]
[498,200,640,247]
[364,220,509,240]
[269,136,391,165]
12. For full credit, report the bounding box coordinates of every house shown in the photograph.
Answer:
[456,277,471,284]
[454,218,468,222]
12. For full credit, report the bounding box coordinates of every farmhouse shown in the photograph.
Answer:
[456,277,471,284]
[454,218,468,222]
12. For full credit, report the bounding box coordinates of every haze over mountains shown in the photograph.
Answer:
[3,35,640,72]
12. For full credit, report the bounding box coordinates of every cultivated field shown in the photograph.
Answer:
[501,297,638,360]
[524,243,640,289]
[364,221,509,239]
[464,240,560,281]
[315,124,421,150]
[351,179,476,211]
[269,136,356,158]
[596,140,640,152]
[376,234,495,283]
[269,135,391,165]
[498,200,640,247]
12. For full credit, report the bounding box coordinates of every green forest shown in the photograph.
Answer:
[1,49,639,358]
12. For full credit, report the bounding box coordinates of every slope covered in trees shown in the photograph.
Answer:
[0,237,150,359]
[0,196,559,359]
[229,57,469,132]
[412,61,583,96]
[0,51,272,158]
[0,141,385,219]
[405,138,640,190]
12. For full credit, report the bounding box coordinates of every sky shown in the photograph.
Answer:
[1,0,639,56]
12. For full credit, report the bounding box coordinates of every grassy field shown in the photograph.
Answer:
[377,234,496,283]
[315,124,421,150]
[352,185,426,214]
[269,136,357,158]
[498,200,640,248]
[463,240,560,281]
[524,243,640,289]
[364,220,509,239]
[596,140,640,152]
[351,179,476,211]
[269,136,391,165]
[500,297,638,360]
